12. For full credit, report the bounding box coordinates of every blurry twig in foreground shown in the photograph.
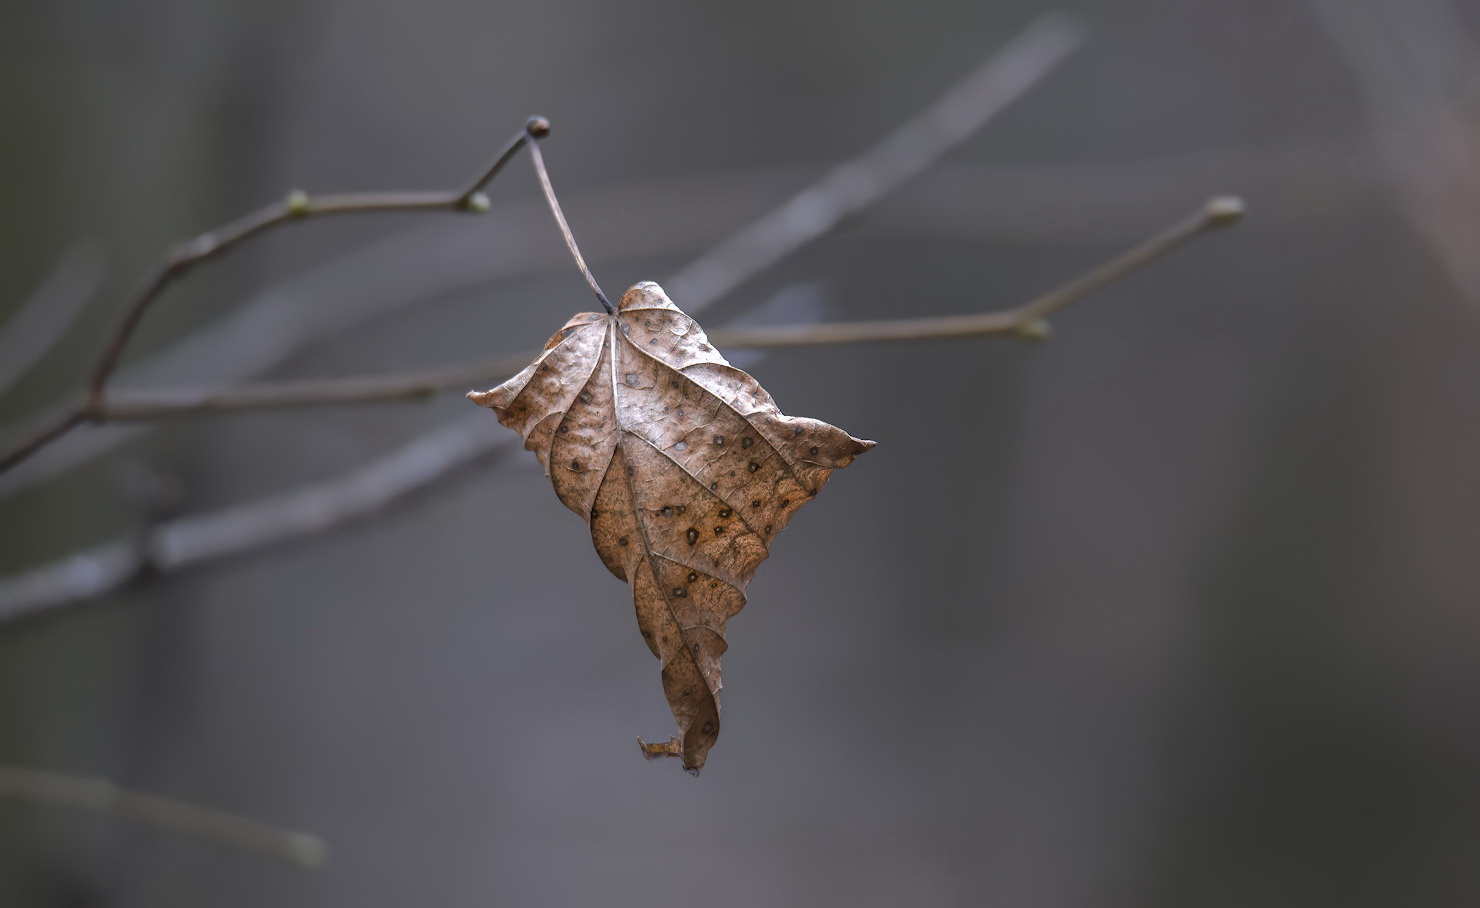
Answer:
[0,119,543,475]
[0,417,508,622]
[0,763,326,868]
[93,196,1244,419]
[0,243,105,398]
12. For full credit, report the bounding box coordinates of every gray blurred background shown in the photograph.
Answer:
[3,0,1479,905]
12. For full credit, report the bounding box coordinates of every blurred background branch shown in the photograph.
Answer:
[0,243,105,399]
[0,764,325,869]
[1309,0,1480,312]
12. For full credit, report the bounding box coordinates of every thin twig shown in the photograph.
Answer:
[0,120,540,475]
[0,16,1244,621]
[1,147,1292,492]
[0,763,326,868]
[81,196,1242,419]
[710,195,1246,346]
[5,13,1085,428]
[669,12,1086,315]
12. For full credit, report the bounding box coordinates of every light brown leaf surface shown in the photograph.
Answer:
[469,282,873,773]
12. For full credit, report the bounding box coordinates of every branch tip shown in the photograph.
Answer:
[1204,195,1246,228]
[1015,319,1052,342]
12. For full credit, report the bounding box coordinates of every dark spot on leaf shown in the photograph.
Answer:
[718,508,732,518]
[751,499,762,508]
[764,525,772,534]
[625,373,639,386]
[578,390,593,404]
[748,461,760,473]
[686,527,699,545]
[809,446,820,456]
[558,425,569,434]
[713,435,724,446]
[701,721,715,733]
[627,465,635,477]
[742,437,755,449]
[676,505,686,514]
[661,506,673,517]
[794,425,804,435]
[780,499,790,508]
[619,537,629,546]
[687,572,698,583]
[674,440,687,452]
[676,407,685,417]
[714,526,726,536]
[709,481,718,491]
[571,459,582,470]
[672,587,686,598]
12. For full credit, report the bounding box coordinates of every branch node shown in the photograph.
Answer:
[525,115,551,139]
[1204,195,1246,228]
[460,191,491,213]
[284,189,311,216]
[1015,319,1052,342]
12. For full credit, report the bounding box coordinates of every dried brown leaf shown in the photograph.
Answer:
[469,282,873,773]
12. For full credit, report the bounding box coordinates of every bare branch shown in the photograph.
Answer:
[0,17,1250,621]
[0,243,105,397]
[87,196,1243,419]
[1,147,1296,496]
[709,195,1246,346]
[669,13,1086,315]
[0,120,541,475]
[0,763,325,868]
[0,418,509,623]
[0,410,88,473]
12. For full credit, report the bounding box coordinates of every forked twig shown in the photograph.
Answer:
[0,119,542,475]
[91,195,1242,419]
[0,13,1245,620]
